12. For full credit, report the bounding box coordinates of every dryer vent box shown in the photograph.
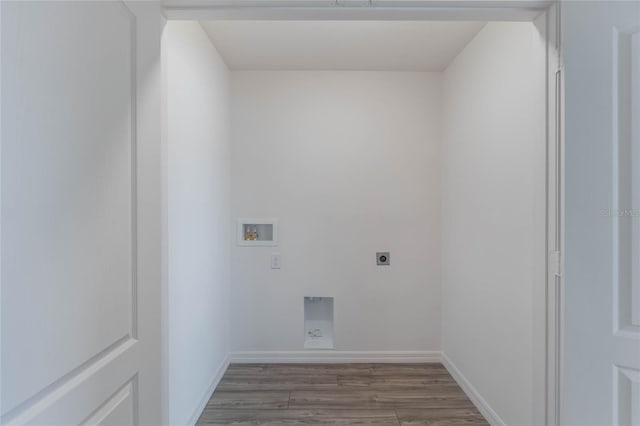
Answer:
[304,297,334,350]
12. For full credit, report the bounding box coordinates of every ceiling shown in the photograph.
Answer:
[200,20,486,71]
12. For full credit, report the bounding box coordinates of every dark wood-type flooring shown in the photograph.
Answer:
[196,363,489,425]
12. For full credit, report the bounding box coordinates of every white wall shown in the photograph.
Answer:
[162,21,231,425]
[441,22,545,426]
[230,71,442,355]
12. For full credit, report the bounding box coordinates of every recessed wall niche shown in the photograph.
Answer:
[304,297,334,349]
[236,218,278,246]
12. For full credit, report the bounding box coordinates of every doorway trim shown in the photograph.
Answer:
[162,0,552,21]
[160,1,563,425]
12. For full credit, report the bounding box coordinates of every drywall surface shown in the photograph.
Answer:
[230,71,442,353]
[163,21,231,425]
[441,22,545,425]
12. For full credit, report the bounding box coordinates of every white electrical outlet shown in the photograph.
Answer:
[271,253,281,269]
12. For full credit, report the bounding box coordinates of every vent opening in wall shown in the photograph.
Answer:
[304,297,334,349]
[237,218,278,246]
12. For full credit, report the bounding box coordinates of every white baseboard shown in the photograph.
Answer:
[184,353,231,426]
[441,352,505,426]
[230,350,441,363]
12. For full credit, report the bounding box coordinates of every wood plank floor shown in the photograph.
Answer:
[196,363,489,425]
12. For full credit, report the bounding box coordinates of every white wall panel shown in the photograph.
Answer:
[441,22,545,426]
[162,21,232,426]
[230,71,442,353]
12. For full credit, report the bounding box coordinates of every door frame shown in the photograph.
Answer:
[159,1,564,425]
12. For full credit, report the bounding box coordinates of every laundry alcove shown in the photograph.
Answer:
[163,18,547,426]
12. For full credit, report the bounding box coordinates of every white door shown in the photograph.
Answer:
[563,1,640,425]
[1,1,164,425]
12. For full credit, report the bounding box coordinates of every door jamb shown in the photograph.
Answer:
[544,3,563,426]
